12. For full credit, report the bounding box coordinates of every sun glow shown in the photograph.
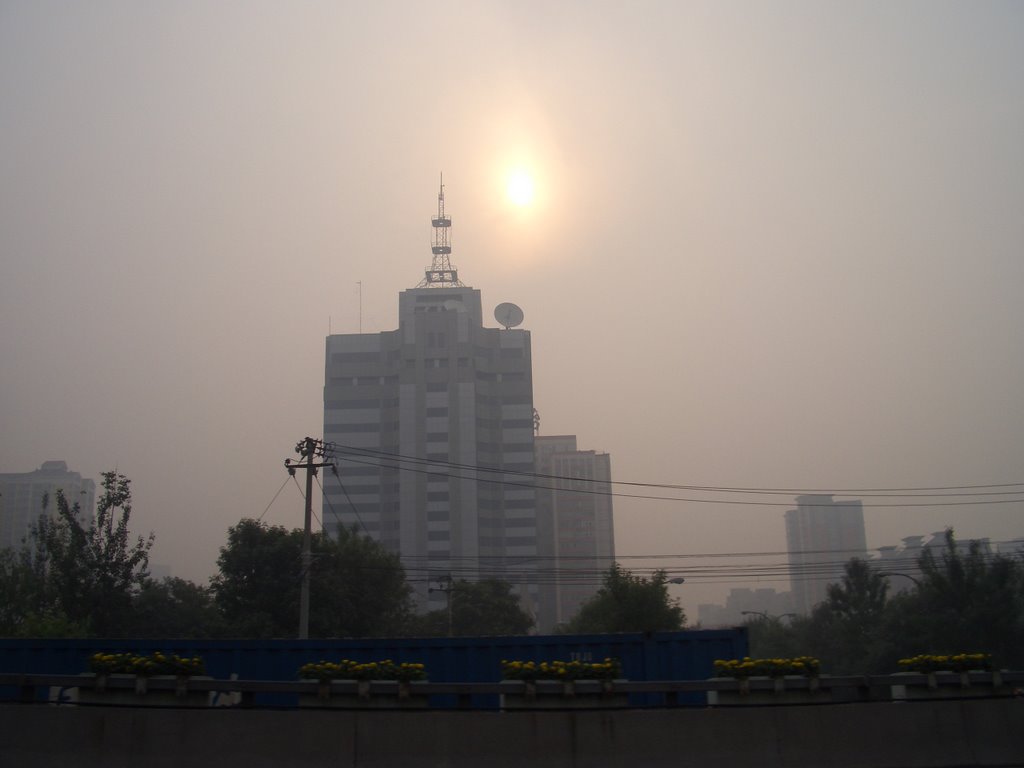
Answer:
[506,169,535,207]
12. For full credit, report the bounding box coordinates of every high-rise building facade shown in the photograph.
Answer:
[0,461,96,550]
[534,435,615,629]
[784,494,866,614]
[322,183,540,614]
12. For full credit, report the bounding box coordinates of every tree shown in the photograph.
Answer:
[126,577,227,638]
[563,564,685,633]
[894,529,1024,667]
[806,558,894,673]
[410,578,535,637]
[745,613,811,661]
[212,519,412,638]
[29,471,153,636]
[743,537,1024,674]
[0,548,63,637]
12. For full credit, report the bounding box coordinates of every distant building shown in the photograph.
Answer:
[322,181,543,617]
[698,587,795,628]
[0,461,96,550]
[785,494,866,614]
[534,435,615,629]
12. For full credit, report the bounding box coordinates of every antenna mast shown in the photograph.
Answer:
[417,174,464,287]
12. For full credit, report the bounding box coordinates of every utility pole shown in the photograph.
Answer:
[285,437,333,640]
[429,573,456,637]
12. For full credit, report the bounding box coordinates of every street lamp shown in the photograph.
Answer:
[878,571,922,587]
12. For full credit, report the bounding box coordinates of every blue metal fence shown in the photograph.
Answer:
[0,629,747,708]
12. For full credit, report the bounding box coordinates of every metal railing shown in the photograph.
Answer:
[1,670,1020,710]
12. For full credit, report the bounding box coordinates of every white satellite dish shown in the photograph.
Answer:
[494,302,524,329]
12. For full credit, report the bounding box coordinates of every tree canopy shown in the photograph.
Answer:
[125,577,227,638]
[748,530,1024,673]
[17,471,154,636]
[563,564,685,634]
[211,518,412,638]
[410,578,535,637]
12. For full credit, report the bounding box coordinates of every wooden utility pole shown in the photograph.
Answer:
[429,573,456,636]
[285,437,332,640]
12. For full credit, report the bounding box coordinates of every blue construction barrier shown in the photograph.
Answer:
[0,628,747,708]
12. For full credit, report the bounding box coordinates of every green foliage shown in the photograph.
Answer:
[562,564,685,634]
[14,472,153,637]
[746,530,1024,673]
[810,558,895,673]
[126,577,227,638]
[742,614,812,661]
[409,578,534,637]
[211,518,412,638]
[898,530,1024,665]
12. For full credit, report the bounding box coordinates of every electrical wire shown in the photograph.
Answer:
[325,442,1024,498]
[325,447,1024,508]
[256,476,293,522]
[289,474,306,501]
[317,466,371,537]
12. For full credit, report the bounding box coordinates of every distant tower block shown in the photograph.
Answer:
[418,174,464,288]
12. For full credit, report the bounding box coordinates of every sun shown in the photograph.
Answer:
[506,169,535,207]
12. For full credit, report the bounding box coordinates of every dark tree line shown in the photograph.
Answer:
[0,473,538,638]
[746,530,1024,672]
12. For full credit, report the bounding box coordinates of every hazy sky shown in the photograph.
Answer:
[2,1,1022,616]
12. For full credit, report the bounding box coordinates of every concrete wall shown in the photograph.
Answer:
[3,699,1023,768]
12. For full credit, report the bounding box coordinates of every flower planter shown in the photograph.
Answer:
[499,679,628,709]
[706,676,831,706]
[297,679,430,709]
[890,671,1009,701]
[76,673,211,707]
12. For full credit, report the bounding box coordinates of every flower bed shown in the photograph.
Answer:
[707,657,826,706]
[89,651,206,676]
[897,654,991,674]
[298,659,426,682]
[297,659,429,708]
[499,658,626,709]
[79,651,210,707]
[891,653,1006,701]
[500,658,622,682]
[712,656,820,678]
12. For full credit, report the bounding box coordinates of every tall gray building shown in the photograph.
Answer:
[534,435,615,629]
[0,461,96,550]
[322,182,540,615]
[785,494,866,614]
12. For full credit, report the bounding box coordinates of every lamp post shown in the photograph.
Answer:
[878,571,922,587]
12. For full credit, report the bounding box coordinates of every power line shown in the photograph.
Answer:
[324,445,1024,508]
[324,442,1024,497]
[317,465,371,537]
[256,476,293,522]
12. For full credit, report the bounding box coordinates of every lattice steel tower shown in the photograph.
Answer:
[417,175,465,288]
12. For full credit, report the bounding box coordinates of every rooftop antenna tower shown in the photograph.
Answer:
[417,174,465,288]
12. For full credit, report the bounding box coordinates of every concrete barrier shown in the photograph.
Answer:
[2,698,1023,767]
